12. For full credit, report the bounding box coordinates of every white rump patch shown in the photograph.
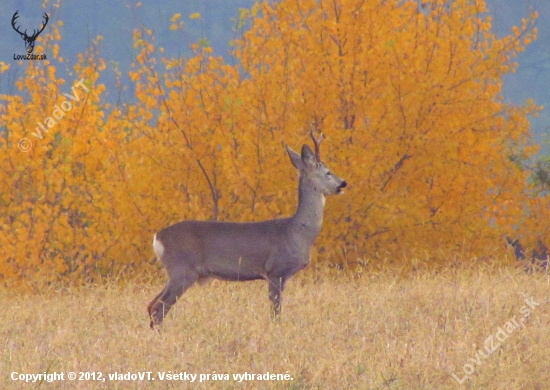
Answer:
[152,234,164,259]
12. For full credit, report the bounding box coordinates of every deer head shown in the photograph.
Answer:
[11,11,49,54]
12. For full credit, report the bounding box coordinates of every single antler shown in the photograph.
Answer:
[309,130,324,160]
[11,11,25,37]
[29,13,49,40]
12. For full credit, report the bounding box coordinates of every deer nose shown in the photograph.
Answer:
[339,181,347,188]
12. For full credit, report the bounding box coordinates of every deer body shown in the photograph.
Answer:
[148,134,346,328]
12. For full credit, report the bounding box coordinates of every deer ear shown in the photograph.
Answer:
[286,145,304,170]
[301,144,317,166]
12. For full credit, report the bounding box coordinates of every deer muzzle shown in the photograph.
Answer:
[337,181,347,194]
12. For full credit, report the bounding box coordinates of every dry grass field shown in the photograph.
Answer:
[1,265,549,389]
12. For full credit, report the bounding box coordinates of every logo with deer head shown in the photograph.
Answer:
[11,11,49,54]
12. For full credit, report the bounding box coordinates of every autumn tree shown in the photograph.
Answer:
[0,15,136,287]
[225,0,540,265]
[125,0,540,268]
[0,0,542,288]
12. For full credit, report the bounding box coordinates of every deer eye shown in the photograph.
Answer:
[326,171,332,176]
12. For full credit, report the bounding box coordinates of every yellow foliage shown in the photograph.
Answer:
[0,0,543,288]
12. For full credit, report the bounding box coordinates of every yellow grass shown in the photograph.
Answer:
[1,266,549,389]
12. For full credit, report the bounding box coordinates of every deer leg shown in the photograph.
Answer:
[268,276,287,318]
[148,272,198,329]
[147,286,167,319]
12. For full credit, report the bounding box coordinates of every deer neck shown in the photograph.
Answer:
[290,174,326,240]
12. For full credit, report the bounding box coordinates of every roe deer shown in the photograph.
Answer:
[147,132,347,328]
